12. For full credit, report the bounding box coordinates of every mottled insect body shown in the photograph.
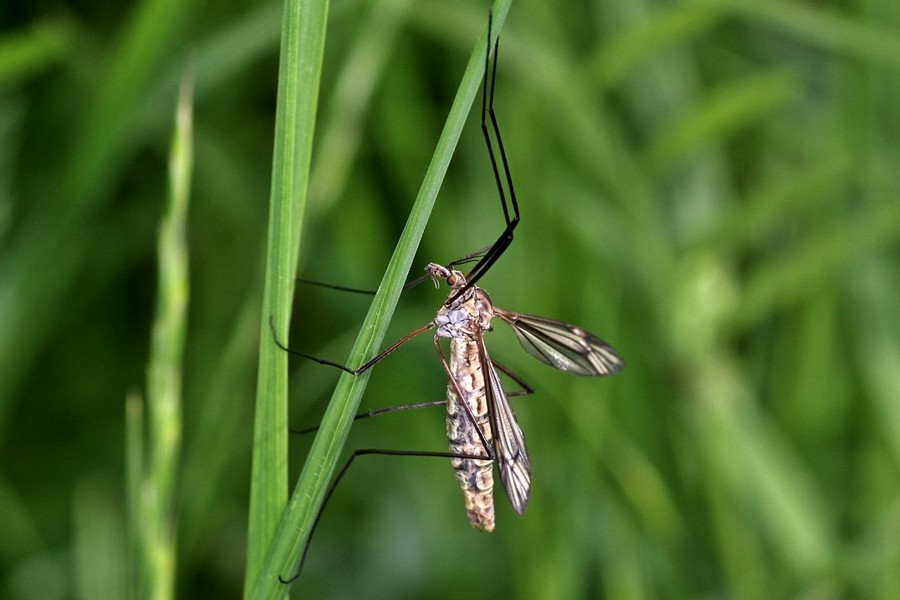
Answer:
[446,332,495,531]
[435,271,498,531]
[431,263,532,531]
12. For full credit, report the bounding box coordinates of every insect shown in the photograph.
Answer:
[425,261,624,531]
[275,11,623,582]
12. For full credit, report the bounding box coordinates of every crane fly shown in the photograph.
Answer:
[274,11,624,583]
[428,262,623,530]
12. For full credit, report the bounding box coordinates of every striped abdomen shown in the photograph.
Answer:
[446,336,495,532]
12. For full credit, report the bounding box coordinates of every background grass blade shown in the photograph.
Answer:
[125,66,193,600]
[244,0,329,595]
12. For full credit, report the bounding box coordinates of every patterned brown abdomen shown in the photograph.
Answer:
[446,336,495,531]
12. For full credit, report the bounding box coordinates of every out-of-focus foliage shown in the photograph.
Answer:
[1,0,899,598]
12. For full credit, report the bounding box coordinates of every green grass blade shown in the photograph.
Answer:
[0,0,196,433]
[133,67,193,600]
[244,0,330,595]
[249,2,513,596]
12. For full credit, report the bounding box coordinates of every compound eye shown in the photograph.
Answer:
[446,273,459,286]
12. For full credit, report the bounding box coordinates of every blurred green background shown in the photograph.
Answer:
[2,0,900,598]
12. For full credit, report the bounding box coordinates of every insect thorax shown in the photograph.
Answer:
[434,287,494,340]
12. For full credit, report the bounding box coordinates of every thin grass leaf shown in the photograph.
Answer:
[248,2,513,596]
[0,0,197,431]
[244,0,329,594]
[132,66,193,600]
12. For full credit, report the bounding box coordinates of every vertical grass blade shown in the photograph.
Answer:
[130,67,193,600]
[244,0,329,595]
[248,2,513,596]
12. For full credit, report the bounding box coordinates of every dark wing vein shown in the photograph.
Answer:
[495,309,624,376]
[477,333,531,514]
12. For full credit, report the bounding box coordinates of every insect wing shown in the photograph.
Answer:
[477,335,532,514]
[495,309,624,377]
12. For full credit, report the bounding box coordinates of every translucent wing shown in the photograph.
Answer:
[477,334,531,514]
[495,308,624,377]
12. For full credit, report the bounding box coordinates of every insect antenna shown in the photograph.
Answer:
[290,359,534,436]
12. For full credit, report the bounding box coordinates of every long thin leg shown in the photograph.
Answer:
[450,12,520,303]
[269,316,435,375]
[289,399,447,435]
[468,21,519,275]
[433,335,495,455]
[290,358,535,435]
[296,240,497,300]
[296,271,434,296]
[280,445,495,585]
[491,359,535,397]
[448,244,493,268]
[297,244,496,298]
[282,337,506,586]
